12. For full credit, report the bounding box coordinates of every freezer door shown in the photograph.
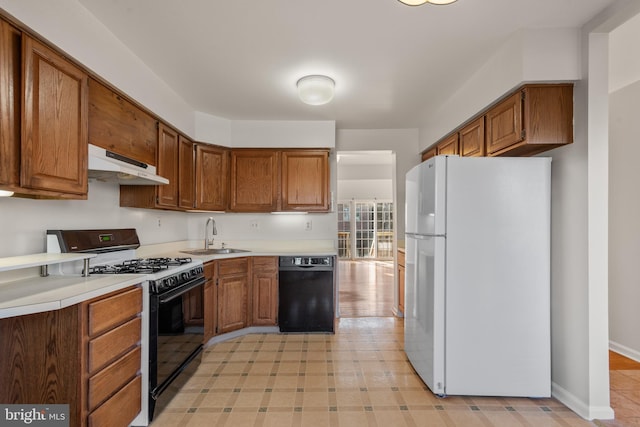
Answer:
[405,156,447,236]
[404,234,446,395]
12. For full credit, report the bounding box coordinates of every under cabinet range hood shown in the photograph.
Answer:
[88,144,169,185]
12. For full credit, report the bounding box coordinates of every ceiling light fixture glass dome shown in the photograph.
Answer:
[398,0,457,5]
[296,75,335,106]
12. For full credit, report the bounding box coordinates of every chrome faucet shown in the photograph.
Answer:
[205,217,217,249]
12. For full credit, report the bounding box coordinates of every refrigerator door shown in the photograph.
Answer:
[443,156,551,397]
[405,156,446,236]
[404,233,446,395]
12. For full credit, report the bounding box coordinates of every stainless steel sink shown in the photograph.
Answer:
[180,248,250,255]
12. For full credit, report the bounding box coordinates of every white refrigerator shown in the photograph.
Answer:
[404,155,551,397]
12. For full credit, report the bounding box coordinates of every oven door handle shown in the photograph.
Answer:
[158,276,205,303]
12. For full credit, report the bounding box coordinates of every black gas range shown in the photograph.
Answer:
[46,228,205,425]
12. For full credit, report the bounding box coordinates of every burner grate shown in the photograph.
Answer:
[88,257,194,275]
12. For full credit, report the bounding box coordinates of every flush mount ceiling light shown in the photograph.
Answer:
[0,190,14,197]
[296,75,335,106]
[398,0,457,5]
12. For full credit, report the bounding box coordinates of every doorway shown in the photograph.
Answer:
[336,151,396,317]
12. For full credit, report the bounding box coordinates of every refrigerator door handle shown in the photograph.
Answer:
[406,232,446,239]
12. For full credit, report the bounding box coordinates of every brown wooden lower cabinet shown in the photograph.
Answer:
[203,261,217,342]
[251,257,278,326]
[217,257,249,334]
[0,285,142,427]
[397,249,405,315]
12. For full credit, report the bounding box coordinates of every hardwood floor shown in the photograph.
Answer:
[338,260,394,317]
[605,351,640,426]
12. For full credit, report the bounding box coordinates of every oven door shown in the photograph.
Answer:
[149,275,205,417]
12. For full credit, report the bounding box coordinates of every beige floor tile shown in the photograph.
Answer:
[302,391,330,407]
[182,412,223,427]
[199,391,234,408]
[267,391,297,407]
[233,390,265,407]
[150,317,620,427]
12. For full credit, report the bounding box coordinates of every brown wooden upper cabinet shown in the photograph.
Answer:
[486,84,573,156]
[420,83,573,161]
[156,124,180,207]
[0,19,21,195]
[281,150,330,212]
[421,146,437,162]
[436,133,459,155]
[195,144,229,211]
[229,149,280,212]
[120,123,190,210]
[88,78,157,166]
[178,135,195,209]
[459,116,485,157]
[22,35,88,196]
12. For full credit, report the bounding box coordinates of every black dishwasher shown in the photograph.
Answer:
[278,256,335,333]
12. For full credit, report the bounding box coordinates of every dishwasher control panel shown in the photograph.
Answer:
[279,256,333,268]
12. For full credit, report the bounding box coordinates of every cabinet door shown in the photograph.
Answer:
[486,91,523,155]
[437,133,458,155]
[229,149,279,212]
[0,19,20,191]
[21,35,88,195]
[217,274,248,334]
[196,144,229,211]
[178,135,194,209]
[88,78,156,165]
[281,150,329,212]
[252,257,278,326]
[203,261,217,342]
[459,116,485,157]
[217,258,249,334]
[156,123,179,207]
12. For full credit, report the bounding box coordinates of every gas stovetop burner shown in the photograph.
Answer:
[88,257,194,275]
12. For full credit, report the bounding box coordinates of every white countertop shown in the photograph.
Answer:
[0,274,144,319]
[0,240,337,319]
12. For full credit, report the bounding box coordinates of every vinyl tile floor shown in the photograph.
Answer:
[149,317,625,427]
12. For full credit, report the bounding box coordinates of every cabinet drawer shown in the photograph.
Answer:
[88,375,141,427]
[88,286,142,337]
[218,257,249,276]
[252,256,277,272]
[88,346,140,411]
[88,317,141,374]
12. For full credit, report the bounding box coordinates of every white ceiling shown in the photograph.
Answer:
[78,0,613,129]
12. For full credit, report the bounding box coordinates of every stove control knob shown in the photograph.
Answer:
[181,272,189,281]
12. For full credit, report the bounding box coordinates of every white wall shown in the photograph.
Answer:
[337,163,394,200]
[0,182,188,258]
[336,129,419,240]
[608,13,640,361]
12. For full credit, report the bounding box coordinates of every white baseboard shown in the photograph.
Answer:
[609,341,640,363]
[551,382,614,420]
